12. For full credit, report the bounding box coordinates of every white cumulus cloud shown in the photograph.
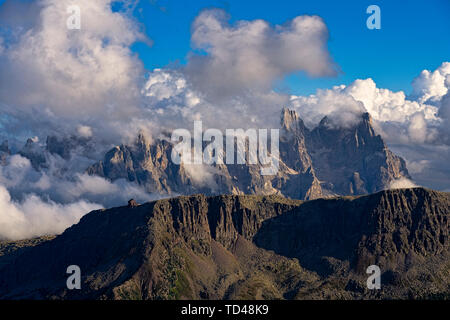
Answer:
[0,184,101,241]
[0,0,148,142]
[411,62,450,104]
[185,9,337,98]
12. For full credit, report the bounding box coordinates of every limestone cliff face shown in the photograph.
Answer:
[87,134,183,194]
[255,188,449,275]
[277,108,323,199]
[0,188,448,300]
[4,108,411,200]
[306,112,410,195]
[87,109,409,200]
[87,121,325,200]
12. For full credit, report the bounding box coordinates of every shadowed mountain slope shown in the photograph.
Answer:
[0,188,448,300]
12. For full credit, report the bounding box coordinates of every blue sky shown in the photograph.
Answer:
[130,0,450,95]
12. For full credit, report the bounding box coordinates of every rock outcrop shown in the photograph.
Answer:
[306,112,410,195]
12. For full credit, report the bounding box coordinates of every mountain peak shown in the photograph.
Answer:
[135,131,151,149]
[87,108,411,198]
[318,115,331,127]
[281,107,305,132]
[362,112,371,122]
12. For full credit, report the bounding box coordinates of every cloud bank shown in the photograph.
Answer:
[139,9,339,132]
[0,0,147,143]
[0,151,161,240]
[0,184,101,241]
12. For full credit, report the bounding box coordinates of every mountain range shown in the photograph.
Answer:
[1,109,411,201]
[0,108,410,199]
[0,187,448,299]
[84,109,410,200]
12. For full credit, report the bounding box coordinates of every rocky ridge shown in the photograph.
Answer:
[0,187,448,300]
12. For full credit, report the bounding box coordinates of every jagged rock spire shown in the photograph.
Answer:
[281,107,306,132]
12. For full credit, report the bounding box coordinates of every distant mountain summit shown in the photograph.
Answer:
[0,108,410,200]
[305,111,410,195]
[1,188,448,299]
[86,108,410,199]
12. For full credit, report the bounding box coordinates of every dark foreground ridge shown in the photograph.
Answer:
[0,188,448,300]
